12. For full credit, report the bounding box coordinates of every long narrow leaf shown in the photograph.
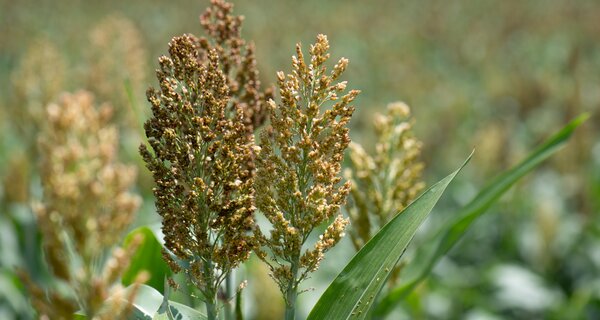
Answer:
[374,113,588,317]
[307,155,472,320]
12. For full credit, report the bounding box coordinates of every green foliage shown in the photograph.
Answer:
[122,226,172,293]
[1,0,596,318]
[127,285,207,320]
[308,155,471,319]
[374,114,589,317]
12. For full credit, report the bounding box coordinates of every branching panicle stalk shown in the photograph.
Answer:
[140,1,272,318]
[253,34,359,319]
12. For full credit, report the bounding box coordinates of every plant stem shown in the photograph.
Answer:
[206,295,218,320]
[284,257,300,320]
[224,273,233,320]
[204,260,218,320]
[235,287,243,320]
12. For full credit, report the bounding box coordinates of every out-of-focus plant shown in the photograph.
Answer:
[345,101,425,288]
[86,13,148,130]
[9,37,66,157]
[84,12,155,194]
[346,101,424,249]
[2,151,31,204]
[19,91,146,319]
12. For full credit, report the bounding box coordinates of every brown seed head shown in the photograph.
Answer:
[140,31,256,299]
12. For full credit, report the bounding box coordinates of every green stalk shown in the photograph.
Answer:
[235,287,243,320]
[206,298,217,320]
[284,256,300,320]
[224,273,233,320]
[204,261,218,320]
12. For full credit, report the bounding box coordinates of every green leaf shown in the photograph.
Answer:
[153,300,207,320]
[127,284,207,320]
[122,225,172,293]
[373,113,589,317]
[0,270,26,312]
[307,154,472,320]
[129,284,164,319]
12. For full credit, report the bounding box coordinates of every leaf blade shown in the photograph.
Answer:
[127,284,208,320]
[374,113,589,317]
[307,155,472,320]
[122,225,172,293]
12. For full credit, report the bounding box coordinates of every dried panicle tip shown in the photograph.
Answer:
[140,9,257,309]
[345,101,425,268]
[22,90,143,319]
[197,0,274,131]
[254,34,358,303]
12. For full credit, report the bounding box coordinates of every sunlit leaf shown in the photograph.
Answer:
[307,155,472,320]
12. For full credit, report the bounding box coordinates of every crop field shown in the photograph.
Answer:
[0,0,599,319]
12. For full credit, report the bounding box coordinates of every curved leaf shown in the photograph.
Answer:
[373,113,589,317]
[122,225,172,293]
[129,284,164,319]
[128,284,207,320]
[153,300,207,320]
[307,155,472,320]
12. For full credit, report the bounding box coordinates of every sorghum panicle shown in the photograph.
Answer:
[254,34,359,302]
[10,37,66,155]
[22,91,143,319]
[139,34,256,304]
[345,102,425,251]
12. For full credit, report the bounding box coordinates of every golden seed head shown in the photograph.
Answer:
[23,90,142,319]
[254,34,358,297]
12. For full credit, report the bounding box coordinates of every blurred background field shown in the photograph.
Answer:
[1,0,599,319]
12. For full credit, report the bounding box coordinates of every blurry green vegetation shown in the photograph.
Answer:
[1,0,599,319]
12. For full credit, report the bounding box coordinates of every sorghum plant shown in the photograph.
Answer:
[346,101,424,250]
[21,91,143,319]
[345,101,425,287]
[140,2,273,318]
[139,37,257,320]
[253,34,359,319]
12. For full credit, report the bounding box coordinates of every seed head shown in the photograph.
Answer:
[254,34,359,298]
